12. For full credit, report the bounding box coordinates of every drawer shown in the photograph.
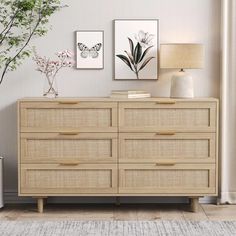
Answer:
[20,133,117,164]
[119,101,217,132]
[119,133,216,163]
[20,164,117,194]
[20,101,117,132]
[119,164,216,194]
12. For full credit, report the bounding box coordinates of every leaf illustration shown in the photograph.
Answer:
[125,50,134,64]
[139,46,154,63]
[116,54,134,71]
[128,38,134,56]
[134,42,142,64]
[139,57,155,71]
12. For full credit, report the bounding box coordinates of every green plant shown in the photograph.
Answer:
[116,34,155,79]
[0,0,64,85]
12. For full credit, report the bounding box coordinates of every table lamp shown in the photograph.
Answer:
[160,44,204,98]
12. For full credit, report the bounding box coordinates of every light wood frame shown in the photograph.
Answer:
[119,101,216,132]
[118,163,216,194]
[21,133,118,164]
[119,133,216,163]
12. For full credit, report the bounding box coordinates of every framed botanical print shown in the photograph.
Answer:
[114,19,159,80]
[76,30,104,69]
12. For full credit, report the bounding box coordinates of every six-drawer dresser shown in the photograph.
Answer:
[18,97,218,213]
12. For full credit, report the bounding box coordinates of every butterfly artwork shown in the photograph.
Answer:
[77,43,102,59]
[76,31,104,69]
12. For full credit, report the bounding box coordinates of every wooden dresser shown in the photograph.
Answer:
[18,97,218,213]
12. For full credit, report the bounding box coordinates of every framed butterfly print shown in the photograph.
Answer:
[114,19,159,80]
[76,30,104,69]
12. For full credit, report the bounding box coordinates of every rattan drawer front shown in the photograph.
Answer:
[20,164,117,194]
[119,164,216,194]
[119,133,216,163]
[21,133,117,164]
[20,102,117,132]
[119,102,216,132]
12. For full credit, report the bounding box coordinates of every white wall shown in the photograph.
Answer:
[0,0,221,203]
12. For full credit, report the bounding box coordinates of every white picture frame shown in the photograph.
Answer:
[114,19,159,80]
[76,30,104,69]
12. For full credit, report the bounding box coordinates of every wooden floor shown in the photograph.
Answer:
[1,204,236,221]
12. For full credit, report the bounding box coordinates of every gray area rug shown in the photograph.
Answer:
[0,220,236,236]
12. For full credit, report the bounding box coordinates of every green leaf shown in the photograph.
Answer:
[116,54,133,71]
[128,37,134,56]
[15,1,35,11]
[124,50,134,64]
[134,42,142,64]
[139,46,153,63]
[139,57,155,71]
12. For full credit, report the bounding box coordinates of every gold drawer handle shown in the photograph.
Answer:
[59,162,79,166]
[156,131,176,135]
[59,132,79,135]
[156,101,176,105]
[58,101,79,105]
[156,162,176,166]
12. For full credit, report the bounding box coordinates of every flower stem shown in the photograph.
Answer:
[44,75,57,97]
[134,64,139,79]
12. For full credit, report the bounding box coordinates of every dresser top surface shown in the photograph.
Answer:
[18,97,219,102]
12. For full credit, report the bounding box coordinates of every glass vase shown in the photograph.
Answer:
[43,75,58,98]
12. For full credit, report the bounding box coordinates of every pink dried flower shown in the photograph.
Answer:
[33,49,75,79]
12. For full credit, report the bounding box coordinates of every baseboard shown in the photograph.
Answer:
[220,191,236,204]
[3,190,217,204]
[4,191,35,204]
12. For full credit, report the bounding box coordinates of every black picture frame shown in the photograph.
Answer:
[113,19,159,80]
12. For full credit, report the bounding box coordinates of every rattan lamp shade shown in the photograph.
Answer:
[160,44,204,69]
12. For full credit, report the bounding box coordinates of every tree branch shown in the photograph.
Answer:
[0,0,63,85]
[0,14,42,84]
[0,9,19,44]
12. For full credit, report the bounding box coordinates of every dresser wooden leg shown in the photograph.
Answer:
[37,198,44,213]
[115,197,121,206]
[190,197,199,212]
